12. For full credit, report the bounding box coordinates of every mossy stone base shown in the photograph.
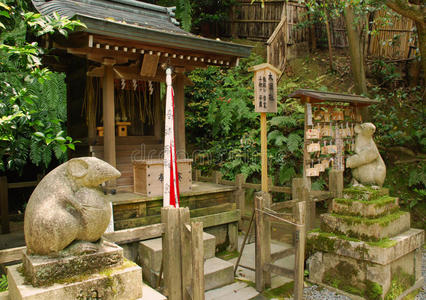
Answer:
[320,211,410,241]
[8,260,143,300]
[331,196,399,218]
[22,241,123,287]
[308,249,423,300]
[307,228,424,265]
[343,186,389,201]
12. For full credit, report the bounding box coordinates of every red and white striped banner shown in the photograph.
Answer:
[163,68,180,207]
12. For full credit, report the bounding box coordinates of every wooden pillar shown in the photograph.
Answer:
[0,177,9,234]
[234,173,246,227]
[293,201,306,300]
[261,113,268,192]
[175,73,186,159]
[191,222,205,300]
[102,59,116,189]
[292,178,314,231]
[179,208,191,300]
[255,191,271,292]
[161,207,182,300]
[329,169,344,200]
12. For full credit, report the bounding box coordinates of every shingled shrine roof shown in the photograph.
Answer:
[32,0,251,58]
[289,89,379,106]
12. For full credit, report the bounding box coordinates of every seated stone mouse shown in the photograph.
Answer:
[346,123,386,187]
[24,157,121,256]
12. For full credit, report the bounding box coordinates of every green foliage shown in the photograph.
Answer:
[0,274,7,292]
[0,0,81,173]
[186,54,306,185]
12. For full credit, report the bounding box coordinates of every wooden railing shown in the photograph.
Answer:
[266,12,288,72]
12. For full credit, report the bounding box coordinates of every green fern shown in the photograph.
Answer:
[287,133,302,153]
[0,274,7,292]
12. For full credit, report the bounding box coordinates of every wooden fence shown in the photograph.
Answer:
[230,0,309,43]
[320,9,416,60]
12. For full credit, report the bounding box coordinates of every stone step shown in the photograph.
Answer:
[331,196,399,218]
[204,257,235,291]
[320,211,410,241]
[205,281,259,300]
[142,256,234,292]
[139,232,216,285]
[343,186,389,201]
[141,284,166,300]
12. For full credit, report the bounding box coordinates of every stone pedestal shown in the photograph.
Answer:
[8,242,143,300]
[307,186,424,300]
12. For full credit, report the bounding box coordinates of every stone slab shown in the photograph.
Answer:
[321,211,410,241]
[331,196,399,218]
[22,241,123,286]
[307,228,424,265]
[139,232,216,273]
[8,260,143,300]
[204,257,234,291]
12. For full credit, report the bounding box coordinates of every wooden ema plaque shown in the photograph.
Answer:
[133,159,193,197]
[249,63,281,113]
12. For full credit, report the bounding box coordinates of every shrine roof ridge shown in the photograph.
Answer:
[289,89,379,105]
[32,0,252,59]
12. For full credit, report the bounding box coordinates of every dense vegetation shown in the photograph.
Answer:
[0,0,81,174]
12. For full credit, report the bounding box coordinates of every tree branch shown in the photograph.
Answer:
[385,0,425,24]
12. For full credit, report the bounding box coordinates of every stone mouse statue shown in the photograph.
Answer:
[24,157,121,256]
[346,123,386,187]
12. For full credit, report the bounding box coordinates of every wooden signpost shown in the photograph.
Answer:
[249,63,281,192]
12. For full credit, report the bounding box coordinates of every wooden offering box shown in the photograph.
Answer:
[133,159,193,196]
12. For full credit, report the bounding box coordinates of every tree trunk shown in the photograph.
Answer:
[343,6,368,96]
[415,21,426,78]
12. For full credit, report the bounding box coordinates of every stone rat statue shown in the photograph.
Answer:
[346,123,386,187]
[24,157,121,256]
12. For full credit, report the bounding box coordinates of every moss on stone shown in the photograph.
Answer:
[365,280,383,300]
[384,267,415,300]
[323,261,364,297]
[330,210,405,227]
[262,281,294,298]
[343,186,389,201]
[216,250,239,261]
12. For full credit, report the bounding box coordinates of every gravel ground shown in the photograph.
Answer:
[303,250,425,300]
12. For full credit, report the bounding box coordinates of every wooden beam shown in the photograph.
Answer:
[0,246,25,264]
[102,60,117,189]
[140,54,159,77]
[175,73,186,159]
[191,209,240,228]
[264,263,294,278]
[270,247,295,262]
[103,223,165,244]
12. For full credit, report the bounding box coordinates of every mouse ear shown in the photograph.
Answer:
[67,158,89,178]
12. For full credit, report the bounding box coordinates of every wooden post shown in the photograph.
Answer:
[179,208,192,300]
[227,222,238,252]
[292,178,314,231]
[255,191,271,292]
[0,177,9,234]
[191,221,205,300]
[175,73,186,159]
[261,113,268,193]
[102,59,116,189]
[329,169,344,199]
[234,173,246,227]
[161,207,182,300]
[293,201,306,300]
[213,171,222,184]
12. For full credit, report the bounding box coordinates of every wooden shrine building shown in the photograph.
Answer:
[32,0,251,242]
